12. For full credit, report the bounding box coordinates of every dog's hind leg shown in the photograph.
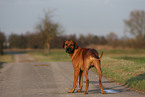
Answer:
[77,70,83,92]
[93,60,106,94]
[84,69,89,94]
[83,60,91,94]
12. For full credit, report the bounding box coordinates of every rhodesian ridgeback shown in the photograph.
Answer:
[63,40,106,94]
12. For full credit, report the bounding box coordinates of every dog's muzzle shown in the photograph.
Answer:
[66,47,73,53]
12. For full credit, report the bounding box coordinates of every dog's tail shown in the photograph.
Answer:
[98,52,103,60]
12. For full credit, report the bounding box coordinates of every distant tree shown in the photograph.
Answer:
[107,32,119,47]
[9,34,21,48]
[78,34,108,47]
[26,32,44,49]
[36,10,63,54]
[19,34,27,48]
[9,32,44,49]
[0,31,5,42]
[124,10,145,48]
[78,34,89,47]
[91,35,99,44]
[66,34,77,41]
[0,31,6,55]
[99,36,108,45]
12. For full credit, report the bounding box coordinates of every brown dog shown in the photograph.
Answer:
[63,40,106,94]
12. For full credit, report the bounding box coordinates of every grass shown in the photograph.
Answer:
[99,56,145,93]
[28,48,145,93]
[29,49,71,62]
[115,56,145,64]
[0,55,14,68]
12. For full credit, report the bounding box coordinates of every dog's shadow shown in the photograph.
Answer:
[82,81,130,94]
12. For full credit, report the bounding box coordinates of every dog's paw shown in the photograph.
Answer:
[84,91,88,94]
[101,90,106,94]
[77,89,82,92]
[68,90,74,93]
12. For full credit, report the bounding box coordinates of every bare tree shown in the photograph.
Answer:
[0,31,6,55]
[124,10,145,48]
[36,10,62,54]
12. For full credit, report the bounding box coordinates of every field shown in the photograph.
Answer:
[29,49,145,93]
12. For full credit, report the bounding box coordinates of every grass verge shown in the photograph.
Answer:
[94,56,145,93]
[29,49,145,93]
[0,55,13,68]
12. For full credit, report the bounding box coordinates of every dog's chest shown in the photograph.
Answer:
[72,49,84,70]
[72,57,83,69]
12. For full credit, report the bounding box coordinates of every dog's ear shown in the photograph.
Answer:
[73,41,78,49]
[63,41,65,48]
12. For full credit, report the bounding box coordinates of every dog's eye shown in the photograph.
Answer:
[65,44,68,46]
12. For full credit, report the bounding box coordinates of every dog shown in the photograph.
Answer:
[63,40,106,94]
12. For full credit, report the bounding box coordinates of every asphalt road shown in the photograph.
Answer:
[0,54,144,97]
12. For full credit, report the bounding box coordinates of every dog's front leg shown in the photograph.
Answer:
[68,69,80,93]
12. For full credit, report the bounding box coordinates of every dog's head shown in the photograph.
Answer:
[63,40,78,54]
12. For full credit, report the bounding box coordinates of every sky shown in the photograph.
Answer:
[0,0,145,38]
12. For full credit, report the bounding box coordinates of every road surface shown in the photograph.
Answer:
[0,54,144,97]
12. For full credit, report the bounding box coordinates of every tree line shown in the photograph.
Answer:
[4,30,145,49]
[0,10,145,55]
[8,33,108,49]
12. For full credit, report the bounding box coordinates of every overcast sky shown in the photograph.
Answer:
[0,0,145,38]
